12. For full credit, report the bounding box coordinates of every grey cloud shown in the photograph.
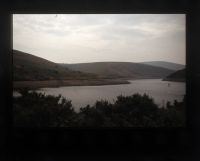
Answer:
[13,14,185,64]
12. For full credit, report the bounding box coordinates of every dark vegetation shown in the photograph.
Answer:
[163,69,185,82]
[13,90,185,127]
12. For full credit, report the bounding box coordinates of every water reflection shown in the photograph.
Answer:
[36,79,185,111]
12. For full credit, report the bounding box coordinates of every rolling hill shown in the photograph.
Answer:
[61,62,174,79]
[140,61,185,71]
[163,68,185,82]
[13,50,96,81]
[13,50,178,89]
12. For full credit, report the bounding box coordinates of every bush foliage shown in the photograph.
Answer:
[13,90,185,127]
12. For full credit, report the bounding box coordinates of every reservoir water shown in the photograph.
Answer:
[35,79,185,111]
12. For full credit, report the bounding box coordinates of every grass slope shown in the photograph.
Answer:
[163,69,185,82]
[140,61,185,71]
[13,50,96,81]
[61,62,174,79]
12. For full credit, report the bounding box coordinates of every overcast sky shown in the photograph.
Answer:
[13,14,185,64]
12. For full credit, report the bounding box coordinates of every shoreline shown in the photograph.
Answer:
[13,77,182,90]
[162,78,185,82]
[13,79,130,90]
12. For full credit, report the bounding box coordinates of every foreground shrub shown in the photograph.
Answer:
[14,90,76,127]
[13,90,185,127]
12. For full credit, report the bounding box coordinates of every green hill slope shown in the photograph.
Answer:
[141,61,185,71]
[163,69,185,82]
[61,62,174,79]
[13,50,96,81]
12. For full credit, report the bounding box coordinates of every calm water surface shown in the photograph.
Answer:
[36,79,185,111]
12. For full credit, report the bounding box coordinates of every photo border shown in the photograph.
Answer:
[1,0,200,160]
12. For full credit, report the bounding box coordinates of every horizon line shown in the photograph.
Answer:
[13,49,186,66]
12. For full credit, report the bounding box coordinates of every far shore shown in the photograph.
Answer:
[162,78,185,82]
[13,79,130,90]
[13,77,184,90]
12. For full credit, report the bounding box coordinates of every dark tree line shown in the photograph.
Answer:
[13,89,185,127]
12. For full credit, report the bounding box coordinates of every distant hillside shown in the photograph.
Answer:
[141,61,185,71]
[13,50,96,81]
[61,62,174,79]
[163,69,185,82]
